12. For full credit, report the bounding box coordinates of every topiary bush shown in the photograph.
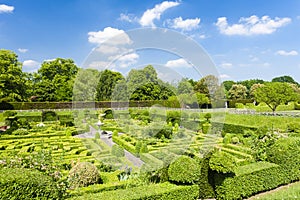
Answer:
[168,155,201,184]
[0,168,62,199]
[12,128,29,135]
[68,162,100,189]
[111,144,125,157]
[42,111,57,121]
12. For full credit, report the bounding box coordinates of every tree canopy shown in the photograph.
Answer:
[254,82,297,112]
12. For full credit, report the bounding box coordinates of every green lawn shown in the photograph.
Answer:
[249,181,300,199]
[213,113,300,130]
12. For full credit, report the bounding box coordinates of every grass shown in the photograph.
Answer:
[249,181,300,199]
[212,113,300,130]
[0,113,4,126]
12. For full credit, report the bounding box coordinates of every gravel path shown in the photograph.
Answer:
[76,125,144,167]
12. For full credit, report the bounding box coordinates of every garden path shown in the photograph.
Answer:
[76,126,144,167]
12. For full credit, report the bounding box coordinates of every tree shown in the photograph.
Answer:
[33,58,78,101]
[222,80,235,91]
[254,82,297,112]
[96,69,124,101]
[272,75,299,85]
[228,84,248,100]
[73,69,100,101]
[0,49,28,101]
[177,78,193,94]
[194,75,222,101]
[249,83,264,98]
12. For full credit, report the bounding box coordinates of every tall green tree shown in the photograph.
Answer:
[0,49,28,101]
[254,82,297,112]
[228,84,248,100]
[33,58,78,101]
[73,69,100,101]
[177,78,193,94]
[96,69,124,101]
[272,75,299,85]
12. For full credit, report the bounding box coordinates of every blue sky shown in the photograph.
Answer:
[1,0,300,83]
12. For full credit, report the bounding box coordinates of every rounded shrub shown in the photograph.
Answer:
[68,162,100,189]
[12,128,29,135]
[231,136,239,144]
[111,144,125,157]
[0,168,62,199]
[168,155,201,184]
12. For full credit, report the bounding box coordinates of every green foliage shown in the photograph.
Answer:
[215,162,283,200]
[231,137,239,144]
[0,50,29,101]
[112,135,136,155]
[0,168,62,200]
[235,102,245,109]
[168,155,201,184]
[204,113,212,121]
[12,128,29,135]
[202,122,211,134]
[254,82,297,112]
[166,110,181,125]
[111,144,125,157]
[140,143,149,153]
[95,132,100,139]
[68,162,100,189]
[68,182,199,200]
[272,75,299,85]
[198,153,215,199]
[34,58,78,101]
[209,151,237,173]
[42,110,57,121]
[228,84,248,100]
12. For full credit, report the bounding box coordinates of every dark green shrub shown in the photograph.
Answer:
[287,122,300,133]
[215,162,283,200]
[60,119,74,127]
[166,110,181,125]
[103,109,113,119]
[231,136,239,144]
[204,113,212,121]
[168,155,201,184]
[0,168,62,199]
[198,153,215,199]
[42,111,57,121]
[111,144,125,157]
[68,162,100,189]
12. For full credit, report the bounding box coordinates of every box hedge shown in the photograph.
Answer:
[215,162,282,200]
[0,168,62,199]
[68,182,199,200]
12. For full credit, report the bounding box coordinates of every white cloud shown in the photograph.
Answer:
[23,60,40,72]
[220,74,230,79]
[216,15,291,36]
[276,50,298,56]
[139,1,180,27]
[220,62,233,69]
[119,13,137,23]
[165,58,192,68]
[0,4,14,13]
[88,27,131,45]
[167,17,200,31]
[115,53,139,68]
[96,45,121,54]
[18,48,28,53]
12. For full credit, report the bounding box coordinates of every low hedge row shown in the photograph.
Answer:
[139,153,163,168]
[112,135,136,155]
[1,100,183,110]
[68,179,134,197]
[68,182,199,200]
[0,167,62,199]
[215,162,282,200]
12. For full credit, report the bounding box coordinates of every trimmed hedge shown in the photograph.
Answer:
[112,135,136,155]
[0,168,62,199]
[215,162,282,200]
[168,155,201,184]
[68,182,199,200]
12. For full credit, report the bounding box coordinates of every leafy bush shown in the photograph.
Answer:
[42,111,57,121]
[140,143,149,153]
[215,162,283,200]
[95,132,100,139]
[198,153,215,199]
[235,103,245,109]
[68,182,199,200]
[204,113,212,121]
[209,151,237,174]
[231,136,239,144]
[68,162,100,189]
[0,168,62,199]
[202,122,211,134]
[12,128,29,135]
[112,135,136,155]
[111,144,125,157]
[168,155,201,184]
